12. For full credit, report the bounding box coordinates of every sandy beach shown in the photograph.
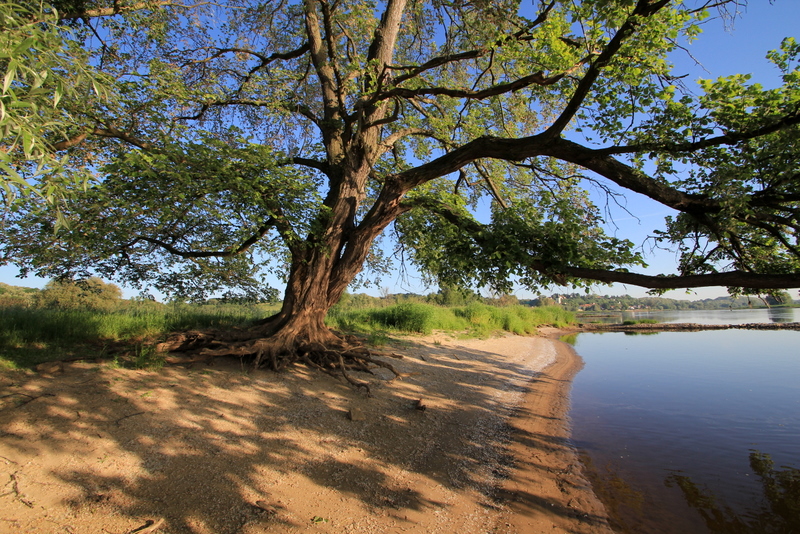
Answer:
[0,331,612,534]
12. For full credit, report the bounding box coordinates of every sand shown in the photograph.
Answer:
[0,331,612,534]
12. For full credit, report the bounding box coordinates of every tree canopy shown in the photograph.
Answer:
[0,1,107,206]
[1,0,799,369]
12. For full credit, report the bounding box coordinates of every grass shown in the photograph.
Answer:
[1,299,574,370]
[622,318,660,325]
[327,302,574,338]
[0,302,277,369]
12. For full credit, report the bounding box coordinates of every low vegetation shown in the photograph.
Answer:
[621,319,660,325]
[0,281,279,369]
[0,281,574,371]
[327,300,573,337]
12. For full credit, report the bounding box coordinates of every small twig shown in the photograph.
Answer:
[3,393,55,408]
[128,518,165,534]
[114,412,146,426]
[10,473,34,508]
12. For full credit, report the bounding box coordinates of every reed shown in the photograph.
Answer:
[1,299,573,369]
[0,302,276,369]
[327,302,574,337]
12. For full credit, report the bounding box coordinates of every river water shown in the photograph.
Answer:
[568,308,800,534]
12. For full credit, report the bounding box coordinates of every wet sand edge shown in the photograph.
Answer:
[496,333,615,534]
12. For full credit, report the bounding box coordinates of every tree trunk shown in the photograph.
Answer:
[252,248,348,368]
[157,203,401,389]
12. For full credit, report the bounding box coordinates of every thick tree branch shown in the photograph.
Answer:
[387,133,709,214]
[82,126,153,151]
[304,0,340,125]
[404,196,800,290]
[52,126,151,151]
[56,0,208,20]
[541,138,712,213]
[366,0,408,66]
[291,156,331,175]
[553,267,800,290]
[319,0,348,120]
[377,68,582,101]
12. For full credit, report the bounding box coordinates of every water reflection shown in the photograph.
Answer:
[767,308,795,323]
[570,308,800,325]
[569,329,800,534]
[578,453,648,533]
[665,451,800,534]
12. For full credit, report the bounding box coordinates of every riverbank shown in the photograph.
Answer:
[0,332,608,534]
[495,330,613,533]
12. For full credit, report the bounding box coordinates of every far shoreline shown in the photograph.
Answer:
[579,321,800,332]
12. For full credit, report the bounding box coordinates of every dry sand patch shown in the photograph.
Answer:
[1,333,610,534]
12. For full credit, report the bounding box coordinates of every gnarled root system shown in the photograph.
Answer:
[155,327,401,393]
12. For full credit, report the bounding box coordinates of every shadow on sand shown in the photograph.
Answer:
[0,335,604,533]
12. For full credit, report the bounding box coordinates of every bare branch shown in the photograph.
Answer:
[600,107,800,156]
[132,218,278,258]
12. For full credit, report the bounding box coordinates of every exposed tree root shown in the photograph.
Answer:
[154,326,401,390]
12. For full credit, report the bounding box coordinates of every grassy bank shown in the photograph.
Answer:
[1,300,574,369]
[327,301,574,337]
[0,302,277,369]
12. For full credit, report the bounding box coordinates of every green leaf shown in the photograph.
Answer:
[3,61,17,93]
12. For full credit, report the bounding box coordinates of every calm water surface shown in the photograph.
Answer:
[569,310,800,534]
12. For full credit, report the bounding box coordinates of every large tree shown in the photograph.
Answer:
[2,0,800,370]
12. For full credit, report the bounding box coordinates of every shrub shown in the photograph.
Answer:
[0,282,37,307]
[370,302,438,333]
[34,277,122,311]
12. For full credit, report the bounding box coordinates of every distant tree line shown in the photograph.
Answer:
[2,279,795,313]
[524,292,797,312]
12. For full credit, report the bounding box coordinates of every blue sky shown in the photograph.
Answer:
[2,1,798,300]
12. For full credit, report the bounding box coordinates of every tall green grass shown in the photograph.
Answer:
[0,302,277,369]
[1,299,573,370]
[326,302,574,337]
